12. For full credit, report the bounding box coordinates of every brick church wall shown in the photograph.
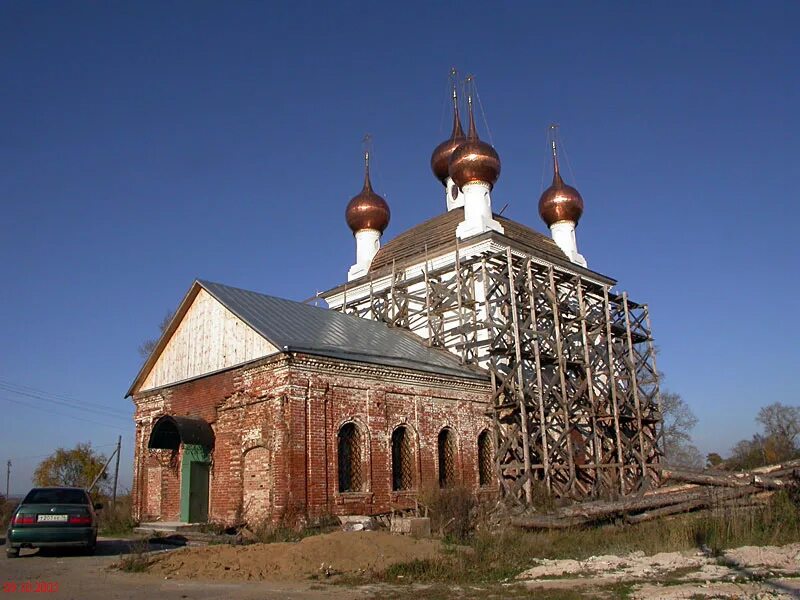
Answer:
[131,353,492,525]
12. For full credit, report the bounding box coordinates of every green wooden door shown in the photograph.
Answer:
[188,462,209,523]
[180,444,210,523]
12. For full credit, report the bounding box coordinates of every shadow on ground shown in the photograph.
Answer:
[8,538,181,559]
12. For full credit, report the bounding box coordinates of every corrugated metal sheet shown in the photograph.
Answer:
[198,280,487,381]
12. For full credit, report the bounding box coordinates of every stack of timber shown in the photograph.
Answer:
[511,459,800,530]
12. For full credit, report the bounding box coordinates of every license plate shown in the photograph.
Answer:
[37,514,68,522]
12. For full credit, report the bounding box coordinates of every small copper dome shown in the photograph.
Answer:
[538,140,584,226]
[345,152,390,234]
[430,86,466,183]
[448,95,500,189]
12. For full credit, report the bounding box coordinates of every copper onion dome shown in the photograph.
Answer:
[448,92,501,189]
[345,151,390,234]
[538,138,584,227]
[430,83,466,183]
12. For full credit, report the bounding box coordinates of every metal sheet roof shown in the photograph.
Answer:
[197,280,487,381]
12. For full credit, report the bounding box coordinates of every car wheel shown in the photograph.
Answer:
[6,547,19,558]
[84,537,97,556]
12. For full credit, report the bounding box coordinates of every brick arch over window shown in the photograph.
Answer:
[477,429,493,486]
[391,425,415,491]
[337,422,363,493]
[438,427,457,488]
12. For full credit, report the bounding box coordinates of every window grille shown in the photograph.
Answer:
[438,428,456,488]
[338,422,362,492]
[392,426,414,491]
[478,430,493,486]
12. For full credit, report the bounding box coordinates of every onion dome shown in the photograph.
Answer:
[430,84,466,184]
[448,94,501,189]
[345,151,390,234]
[538,139,584,227]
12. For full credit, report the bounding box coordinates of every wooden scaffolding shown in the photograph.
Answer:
[339,246,662,502]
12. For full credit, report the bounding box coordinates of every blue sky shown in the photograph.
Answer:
[1,1,798,494]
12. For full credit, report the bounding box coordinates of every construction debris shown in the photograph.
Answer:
[511,460,800,530]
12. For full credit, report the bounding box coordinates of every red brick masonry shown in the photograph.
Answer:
[131,352,494,525]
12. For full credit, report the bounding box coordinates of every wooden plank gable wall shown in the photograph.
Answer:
[140,288,278,392]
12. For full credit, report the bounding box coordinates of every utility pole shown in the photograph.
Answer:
[5,460,10,498]
[88,449,116,493]
[112,435,121,507]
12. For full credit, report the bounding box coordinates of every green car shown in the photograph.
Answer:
[6,487,100,557]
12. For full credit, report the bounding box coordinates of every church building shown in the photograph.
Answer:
[127,76,661,525]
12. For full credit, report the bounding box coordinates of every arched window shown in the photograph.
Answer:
[478,430,493,486]
[338,422,362,492]
[438,428,456,488]
[391,426,414,491]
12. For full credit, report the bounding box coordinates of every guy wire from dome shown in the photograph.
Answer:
[538,124,584,227]
[447,75,501,189]
[430,68,466,184]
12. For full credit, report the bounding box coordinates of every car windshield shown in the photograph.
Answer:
[22,489,89,505]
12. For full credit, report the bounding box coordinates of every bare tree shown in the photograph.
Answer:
[757,402,800,449]
[138,309,175,360]
[660,390,702,469]
[726,403,799,470]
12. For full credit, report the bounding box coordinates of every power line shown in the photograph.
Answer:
[0,378,131,416]
[4,442,121,463]
[0,396,130,430]
[0,382,130,421]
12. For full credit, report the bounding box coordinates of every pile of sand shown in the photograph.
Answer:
[147,530,443,581]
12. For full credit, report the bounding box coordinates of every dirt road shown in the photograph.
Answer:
[0,538,367,600]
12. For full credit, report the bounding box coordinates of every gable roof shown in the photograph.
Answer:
[128,280,487,396]
[358,208,615,285]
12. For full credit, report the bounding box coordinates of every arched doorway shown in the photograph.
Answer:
[148,415,214,523]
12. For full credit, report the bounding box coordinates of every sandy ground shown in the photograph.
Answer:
[147,530,443,581]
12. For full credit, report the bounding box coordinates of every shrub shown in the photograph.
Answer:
[419,484,476,542]
[0,495,17,530]
[98,495,138,535]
